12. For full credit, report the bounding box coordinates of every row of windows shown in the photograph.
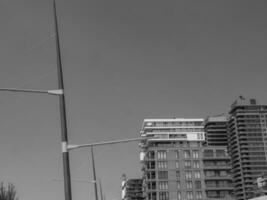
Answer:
[184,181,202,190]
[206,180,231,187]
[159,192,168,200]
[203,149,227,158]
[182,191,203,200]
[156,160,201,169]
[177,171,201,179]
[205,170,228,177]
[148,180,202,191]
[206,191,231,198]
[147,150,200,160]
[149,141,202,148]
[148,191,203,200]
[146,128,204,132]
[203,161,229,166]
[146,170,201,180]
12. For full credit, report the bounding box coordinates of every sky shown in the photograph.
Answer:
[0,0,267,199]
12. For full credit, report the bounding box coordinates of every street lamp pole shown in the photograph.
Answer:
[91,147,99,200]
[98,179,104,200]
[53,0,72,200]
[0,2,145,200]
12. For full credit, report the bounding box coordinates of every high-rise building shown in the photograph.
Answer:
[228,97,267,200]
[204,115,234,200]
[203,146,234,200]
[140,118,206,200]
[204,115,228,146]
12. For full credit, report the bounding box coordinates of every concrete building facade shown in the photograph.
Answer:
[228,97,267,200]
[140,118,206,200]
[204,115,234,200]
[203,146,234,200]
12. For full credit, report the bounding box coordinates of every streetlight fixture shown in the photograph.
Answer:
[0,1,146,200]
[0,85,145,200]
[0,1,73,200]
[67,137,143,150]
[0,88,63,95]
[71,138,144,200]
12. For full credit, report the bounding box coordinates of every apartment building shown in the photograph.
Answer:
[204,115,234,200]
[228,97,267,200]
[204,115,228,146]
[140,118,206,200]
[203,146,234,200]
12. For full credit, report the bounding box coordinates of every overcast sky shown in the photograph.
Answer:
[0,0,267,200]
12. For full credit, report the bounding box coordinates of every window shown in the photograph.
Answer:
[147,182,156,190]
[197,133,204,140]
[196,191,202,200]
[220,170,227,177]
[186,181,193,189]
[193,150,199,158]
[147,161,156,169]
[176,151,179,159]
[158,151,167,160]
[177,181,181,190]
[158,161,167,169]
[219,191,228,198]
[216,150,226,158]
[175,161,179,169]
[204,150,214,157]
[176,171,180,179]
[184,150,191,158]
[147,171,156,179]
[147,151,155,159]
[206,181,216,187]
[193,161,200,168]
[177,192,181,200]
[185,171,192,179]
[207,191,217,198]
[148,192,157,200]
[184,160,191,168]
[159,192,169,200]
[186,191,193,200]
[159,181,168,190]
[195,181,201,189]
[205,170,215,177]
[204,161,215,166]
[158,171,168,179]
[194,171,201,179]
[217,161,227,166]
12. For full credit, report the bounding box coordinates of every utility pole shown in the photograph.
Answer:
[99,179,104,200]
[91,147,99,200]
[53,1,72,200]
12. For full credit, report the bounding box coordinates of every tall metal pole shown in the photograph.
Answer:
[99,179,104,200]
[91,147,99,200]
[53,1,72,200]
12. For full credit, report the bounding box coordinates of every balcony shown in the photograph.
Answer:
[205,185,233,190]
[204,165,231,170]
[205,175,233,180]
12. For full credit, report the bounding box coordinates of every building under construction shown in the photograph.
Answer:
[122,174,144,200]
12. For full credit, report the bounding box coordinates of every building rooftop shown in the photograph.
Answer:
[143,118,204,122]
[231,96,258,108]
[205,115,228,123]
